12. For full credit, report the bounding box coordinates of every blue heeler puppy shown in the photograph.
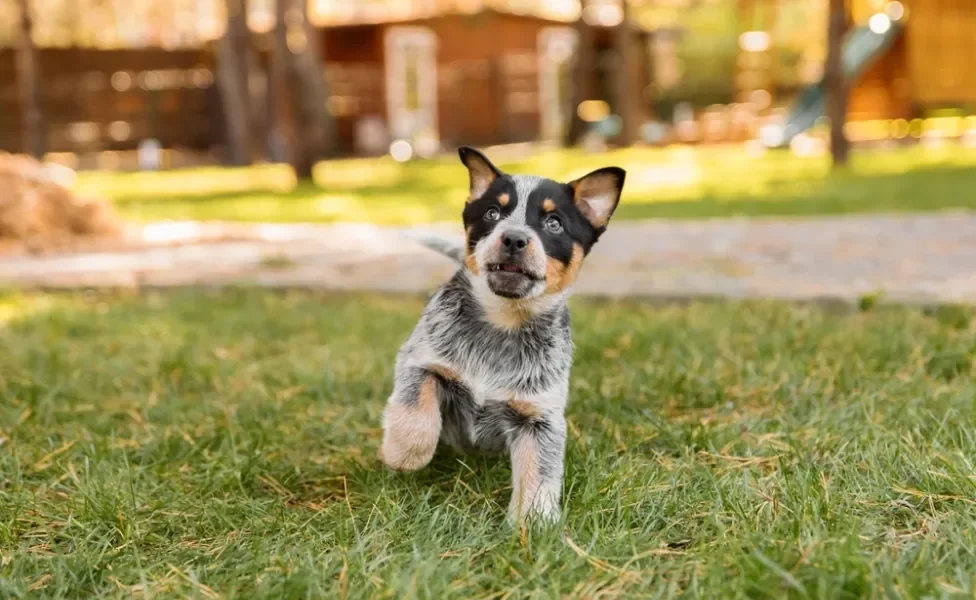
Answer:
[379,146,625,523]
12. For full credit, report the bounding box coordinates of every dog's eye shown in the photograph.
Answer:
[544,216,563,234]
[484,207,501,222]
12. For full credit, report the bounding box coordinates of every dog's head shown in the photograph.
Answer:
[458,146,625,301]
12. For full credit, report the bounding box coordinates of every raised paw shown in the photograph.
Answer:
[380,402,440,472]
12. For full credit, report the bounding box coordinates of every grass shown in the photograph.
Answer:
[1,289,975,598]
[74,145,976,225]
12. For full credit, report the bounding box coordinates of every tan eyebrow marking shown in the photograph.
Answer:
[498,193,510,207]
[542,198,556,212]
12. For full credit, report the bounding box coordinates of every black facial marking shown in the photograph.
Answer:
[522,179,599,266]
[462,176,518,253]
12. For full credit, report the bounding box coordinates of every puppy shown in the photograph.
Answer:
[379,146,625,523]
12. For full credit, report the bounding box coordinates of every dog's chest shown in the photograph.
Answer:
[444,326,567,395]
[424,309,571,401]
[460,347,560,404]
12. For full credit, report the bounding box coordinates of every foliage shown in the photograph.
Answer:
[773,0,828,89]
[642,0,740,114]
[1,289,974,597]
[639,0,829,112]
[0,0,212,49]
[0,0,581,49]
[73,145,976,224]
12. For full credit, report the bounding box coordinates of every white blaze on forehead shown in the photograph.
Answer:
[507,175,546,225]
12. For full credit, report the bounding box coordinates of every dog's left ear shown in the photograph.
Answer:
[458,146,502,201]
[568,167,626,229]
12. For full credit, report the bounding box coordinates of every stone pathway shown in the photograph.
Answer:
[1,212,974,304]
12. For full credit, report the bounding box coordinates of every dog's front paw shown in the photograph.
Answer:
[507,489,561,525]
[380,404,440,471]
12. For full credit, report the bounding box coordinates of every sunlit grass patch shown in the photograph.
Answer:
[0,293,56,326]
[1,290,975,597]
[74,145,976,224]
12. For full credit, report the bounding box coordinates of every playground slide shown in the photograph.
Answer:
[771,19,904,147]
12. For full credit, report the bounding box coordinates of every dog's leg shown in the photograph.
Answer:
[380,368,444,471]
[506,406,566,524]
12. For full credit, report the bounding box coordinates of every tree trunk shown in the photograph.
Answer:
[564,1,594,147]
[265,28,287,163]
[241,19,265,159]
[637,30,654,122]
[216,0,252,166]
[275,0,335,180]
[612,0,640,146]
[269,0,291,164]
[16,0,45,159]
[825,0,849,167]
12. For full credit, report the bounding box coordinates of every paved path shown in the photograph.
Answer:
[1,212,974,304]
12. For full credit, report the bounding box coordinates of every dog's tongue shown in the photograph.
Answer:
[500,264,522,273]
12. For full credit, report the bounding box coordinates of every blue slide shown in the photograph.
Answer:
[771,19,904,147]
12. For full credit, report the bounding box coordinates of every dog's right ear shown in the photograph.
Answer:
[458,146,502,202]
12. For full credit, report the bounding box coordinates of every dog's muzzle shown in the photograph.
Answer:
[484,231,543,298]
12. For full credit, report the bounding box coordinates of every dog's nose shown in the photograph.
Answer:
[501,231,529,253]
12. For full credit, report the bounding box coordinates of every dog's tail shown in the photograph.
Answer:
[404,229,466,264]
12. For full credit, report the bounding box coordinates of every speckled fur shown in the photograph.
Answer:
[380,147,625,523]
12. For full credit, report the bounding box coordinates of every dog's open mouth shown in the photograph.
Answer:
[485,262,542,298]
[486,263,541,280]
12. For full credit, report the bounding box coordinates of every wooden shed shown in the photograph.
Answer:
[319,7,651,155]
[848,0,976,120]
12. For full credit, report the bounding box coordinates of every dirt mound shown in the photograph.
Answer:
[0,153,120,252]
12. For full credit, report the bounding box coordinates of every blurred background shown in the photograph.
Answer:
[0,0,974,282]
[7,0,974,166]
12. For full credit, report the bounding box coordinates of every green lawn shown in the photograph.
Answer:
[1,290,975,598]
[75,145,976,225]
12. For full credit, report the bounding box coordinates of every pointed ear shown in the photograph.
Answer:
[458,146,502,201]
[568,167,626,229]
